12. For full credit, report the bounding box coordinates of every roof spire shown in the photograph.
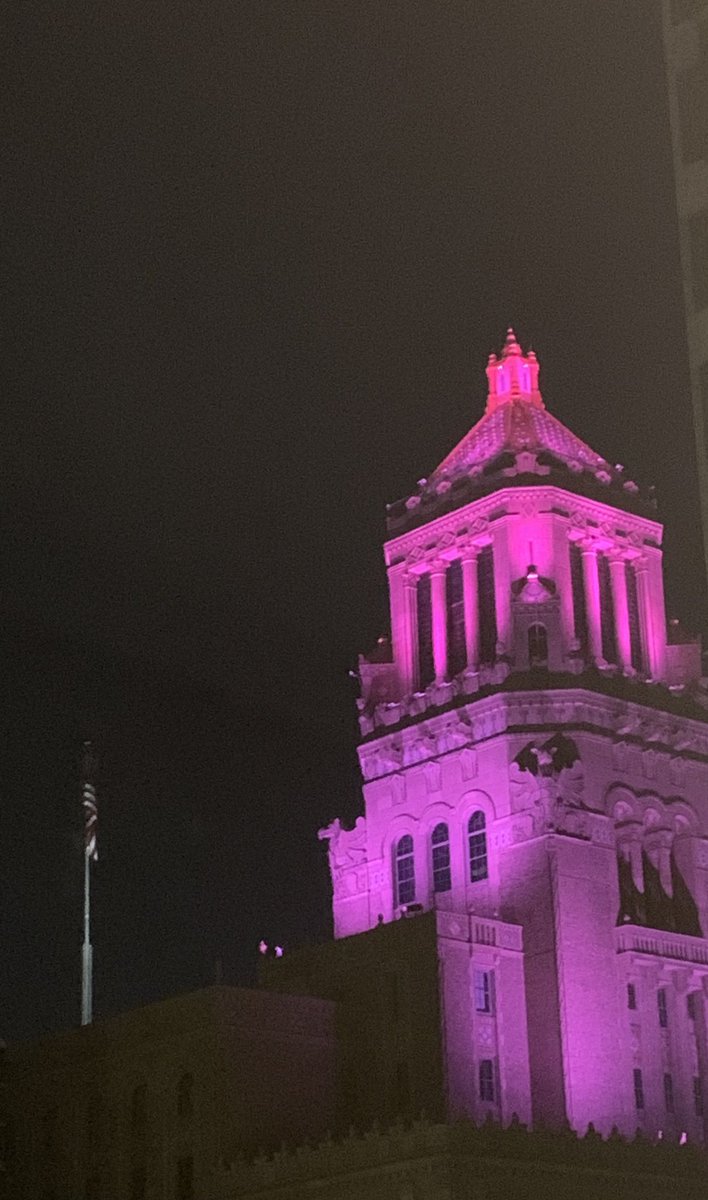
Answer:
[485,327,543,414]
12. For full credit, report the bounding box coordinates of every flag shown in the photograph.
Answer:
[82,742,98,862]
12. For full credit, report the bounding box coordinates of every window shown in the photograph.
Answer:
[176,1156,194,1200]
[417,574,434,689]
[177,1072,194,1120]
[479,1059,495,1103]
[694,1076,704,1117]
[658,988,668,1029]
[446,559,466,677]
[627,983,637,1011]
[633,1068,645,1110]
[431,823,451,893]
[131,1084,148,1135]
[130,1167,147,1200]
[688,992,697,1020]
[478,546,497,665]
[394,835,415,907]
[395,1060,411,1114]
[664,1072,675,1114]
[528,623,548,665]
[474,969,492,1014]
[468,812,488,882]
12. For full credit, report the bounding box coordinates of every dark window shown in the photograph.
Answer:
[634,1067,645,1110]
[85,1177,100,1200]
[658,988,669,1028]
[688,992,697,1020]
[478,546,497,665]
[417,574,434,688]
[394,835,415,907]
[131,1084,148,1135]
[395,1060,411,1114]
[664,1072,675,1114]
[694,1076,704,1116]
[468,811,488,882]
[689,208,708,310]
[474,969,492,1013]
[598,553,617,664]
[177,1072,194,1121]
[627,983,637,1011]
[176,1156,194,1200]
[569,543,588,653]
[446,559,466,677]
[625,562,643,671]
[130,1167,147,1200]
[479,1059,495,1102]
[431,823,451,893]
[528,622,548,665]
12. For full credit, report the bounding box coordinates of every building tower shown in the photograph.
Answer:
[320,330,708,1138]
[661,0,708,586]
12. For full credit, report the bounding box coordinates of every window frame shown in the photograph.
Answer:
[394,834,416,908]
[431,822,451,894]
[468,811,488,883]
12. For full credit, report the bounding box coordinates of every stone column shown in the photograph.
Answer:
[609,554,632,671]
[617,821,645,896]
[430,561,448,682]
[492,531,511,657]
[634,559,654,678]
[403,573,419,693]
[461,550,480,671]
[580,542,603,664]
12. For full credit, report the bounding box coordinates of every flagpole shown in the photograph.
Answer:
[81,845,92,1025]
[80,741,97,1027]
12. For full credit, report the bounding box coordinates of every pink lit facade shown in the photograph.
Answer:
[321,331,708,1138]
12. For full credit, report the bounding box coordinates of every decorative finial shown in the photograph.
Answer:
[503,327,521,356]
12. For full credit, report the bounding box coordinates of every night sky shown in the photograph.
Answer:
[2,3,705,1042]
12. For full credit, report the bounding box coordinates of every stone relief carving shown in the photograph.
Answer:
[508,733,588,833]
[318,817,367,885]
[460,746,478,781]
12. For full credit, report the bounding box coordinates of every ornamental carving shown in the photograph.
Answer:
[509,733,587,831]
[318,817,368,885]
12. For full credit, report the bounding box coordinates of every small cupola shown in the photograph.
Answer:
[485,328,543,413]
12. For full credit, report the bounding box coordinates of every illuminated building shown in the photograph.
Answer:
[314,329,708,1138]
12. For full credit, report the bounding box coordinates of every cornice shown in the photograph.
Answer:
[384,485,663,568]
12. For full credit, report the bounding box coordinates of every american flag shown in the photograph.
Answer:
[82,742,98,862]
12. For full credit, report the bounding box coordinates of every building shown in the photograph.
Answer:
[661,0,708,581]
[2,987,336,1198]
[300,329,708,1140]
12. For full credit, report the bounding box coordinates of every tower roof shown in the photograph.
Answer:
[386,330,651,536]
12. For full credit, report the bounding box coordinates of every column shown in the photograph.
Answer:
[609,554,632,672]
[430,561,448,682]
[635,559,656,679]
[461,550,480,671]
[492,532,511,655]
[580,542,603,664]
[403,573,419,693]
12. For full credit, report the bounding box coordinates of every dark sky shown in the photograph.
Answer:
[2,2,705,1041]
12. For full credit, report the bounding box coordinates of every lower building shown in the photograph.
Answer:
[1,986,336,1199]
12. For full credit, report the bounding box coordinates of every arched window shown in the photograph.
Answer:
[177,1072,194,1120]
[528,622,548,665]
[431,823,451,893]
[394,835,415,906]
[468,811,488,882]
[130,1083,147,1135]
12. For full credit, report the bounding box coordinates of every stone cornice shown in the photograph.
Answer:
[357,687,708,782]
[384,485,663,568]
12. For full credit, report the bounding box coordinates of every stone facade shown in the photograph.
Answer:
[321,332,708,1139]
[2,987,336,1199]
